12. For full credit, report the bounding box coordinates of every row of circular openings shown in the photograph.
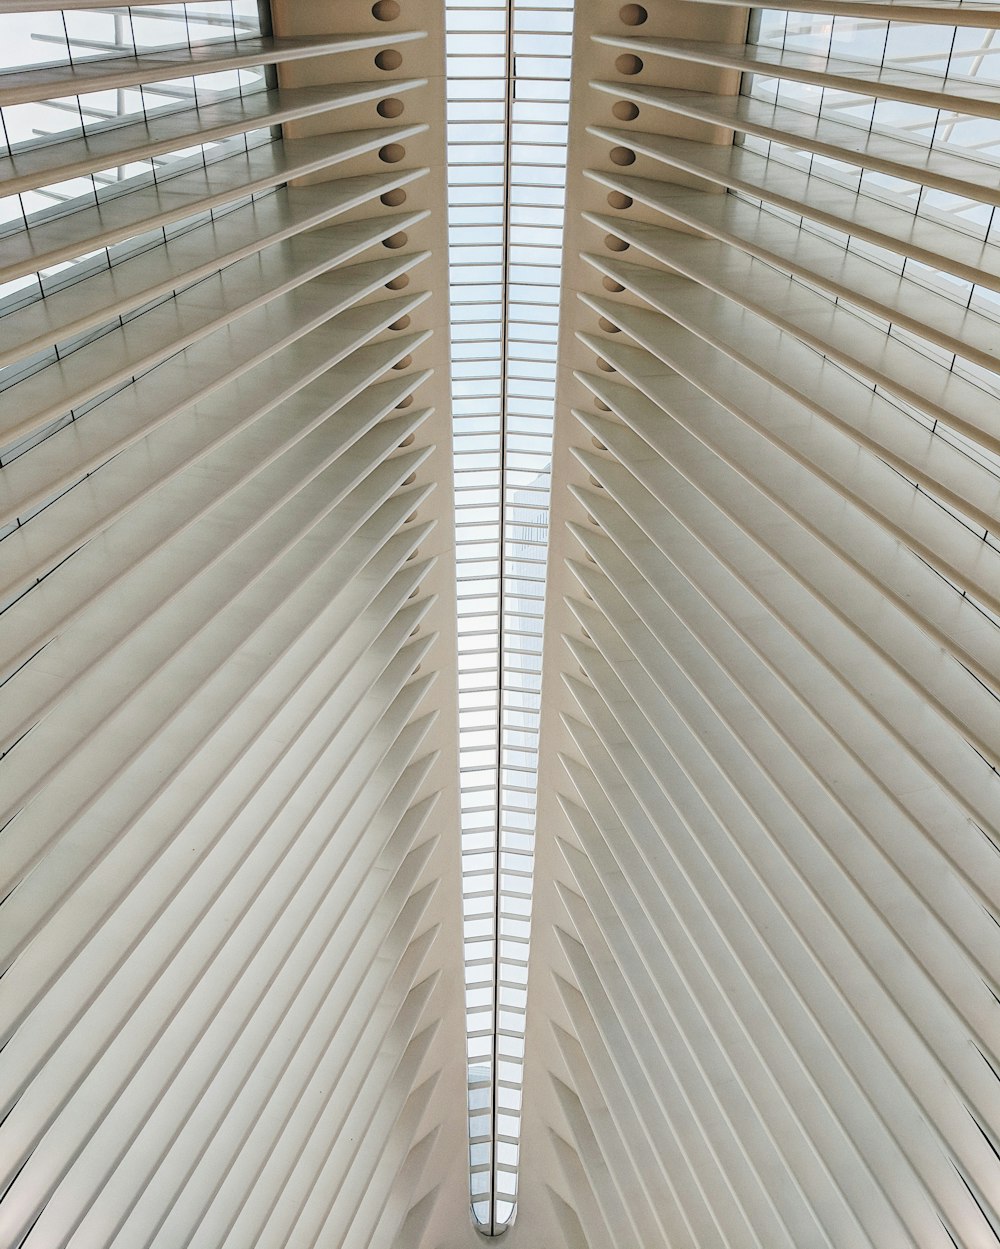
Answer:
[333,0,430,633]
[587,218,637,588]
[380,237,418,381]
[378,108,410,246]
[608,43,642,199]
[376,92,407,217]
[372,84,415,375]
[393,239,426,644]
[594,275,623,374]
[584,362,613,576]
[589,305,617,560]
[606,0,646,352]
[612,0,647,150]
[398,377,423,615]
[615,0,649,72]
[602,223,629,280]
[609,43,641,214]
[580,2,647,616]
[377,109,415,360]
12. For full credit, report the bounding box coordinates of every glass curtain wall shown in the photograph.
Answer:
[0,4,267,486]
[742,6,1000,609]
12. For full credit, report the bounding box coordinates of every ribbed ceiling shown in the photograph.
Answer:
[519,1,1000,1245]
[1,3,999,1248]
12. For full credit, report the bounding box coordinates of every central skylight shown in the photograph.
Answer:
[444,0,574,1234]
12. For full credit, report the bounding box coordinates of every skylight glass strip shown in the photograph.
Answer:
[0,3,266,320]
[745,7,1000,515]
[445,0,573,1234]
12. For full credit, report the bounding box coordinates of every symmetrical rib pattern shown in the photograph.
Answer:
[516,2,1000,1246]
[5,3,1000,1247]
[0,6,469,1248]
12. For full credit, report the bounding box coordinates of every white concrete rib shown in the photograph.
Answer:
[0,33,428,107]
[0,80,428,198]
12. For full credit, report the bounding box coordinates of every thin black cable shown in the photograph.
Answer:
[489,0,516,1234]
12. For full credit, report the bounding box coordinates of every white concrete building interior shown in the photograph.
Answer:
[1,0,999,1245]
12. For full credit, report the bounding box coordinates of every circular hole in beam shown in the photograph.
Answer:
[616,53,643,74]
[620,3,648,24]
[612,100,639,121]
[375,49,402,70]
[381,187,407,207]
[378,97,404,118]
[607,190,633,209]
[379,143,406,163]
[373,0,401,18]
[383,231,409,248]
[610,145,636,166]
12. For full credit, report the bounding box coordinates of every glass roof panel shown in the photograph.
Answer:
[445,0,573,1235]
